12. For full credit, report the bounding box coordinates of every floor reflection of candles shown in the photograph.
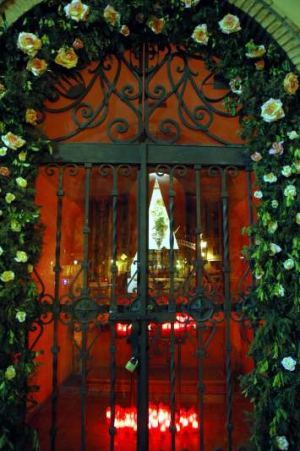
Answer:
[106,404,199,432]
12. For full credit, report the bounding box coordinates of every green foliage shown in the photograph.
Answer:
[0,0,299,449]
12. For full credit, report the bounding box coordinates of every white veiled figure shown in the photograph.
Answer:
[127,176,179,292]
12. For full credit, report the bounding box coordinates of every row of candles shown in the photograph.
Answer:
[106,404,199,433]
[116,314,197,339]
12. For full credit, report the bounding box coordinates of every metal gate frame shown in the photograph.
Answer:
[36,142,253,451]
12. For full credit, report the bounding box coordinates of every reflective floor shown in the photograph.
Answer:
[29,374,251,451]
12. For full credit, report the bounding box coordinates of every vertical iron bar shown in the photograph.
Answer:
[221,168,233,451]
[195,166,205,451]
[110,167,118,314]
[195,166,203,288]
[80,164,92,451]
[169,325,176,451]
[137,146,149,451]
[50,166,64,451]
[109,165,119,451]
[168,169,176,313]
[168,169,176,450]
[109,322,116,451]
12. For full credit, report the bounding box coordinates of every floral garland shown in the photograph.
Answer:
[0,0,299,449]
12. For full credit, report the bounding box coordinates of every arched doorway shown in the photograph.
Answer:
[28,46,254,451]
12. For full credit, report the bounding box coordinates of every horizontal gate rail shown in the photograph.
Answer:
[43,143,249,167]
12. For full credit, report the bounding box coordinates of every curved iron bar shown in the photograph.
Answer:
[167,50,215,132]
[43,55,144,143]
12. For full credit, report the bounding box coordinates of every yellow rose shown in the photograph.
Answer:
[55,47,78,69]
[0,166,10,176]
[103,5,121,27]
[0,83,6,99]
[64,0,90,22]
[284,72,299,95]
[16,177,27,188]
[1,270,15,283]
[255,60,265,71]
[18,151,27,161]
[28,264,34,273]
[192,24,209,45]
[16,311,27,323]
[26,58,48,76]
[246,44,266,59]
[5,193,16,204]
[182,0,200,7]
[25,108,38,125]
[0,147,7,156]
[147,16,165,34]
[260,98,285,123]
[294,160,300,174]
[120,25,130,37]
[218,14,241,34]
[72,38,84,49]
[17,32,42,56]
[5,365,16,380]
[1,132,26,150]
[250,152,262,162]
[15,250,28,263]
[11,220,22,232]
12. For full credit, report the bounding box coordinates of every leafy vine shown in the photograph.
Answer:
[0,0,299,449]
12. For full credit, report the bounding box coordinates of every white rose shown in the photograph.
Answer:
[254,190,263,199]
[263,173,277,183]
[255,269,264,280]
[182,0,200,7]
[218,14,241,34]
[16,311,27,322]
[192,24,209,45]
[1,132,26,150]
[287,130,299,140]
[268,221,278,234]
[16,177,27,188]
[281,166,292,177]
[281,357,296,372]
[269,243,282,255]
[229,77,243,95]
[283,258,294,270]
[284,185,296,198]
[274,284,285,297]
[276,435,289,450]
[261,98,285,123]
[17,32,42,56]
[15,251,28,263]
[64,0,90,22]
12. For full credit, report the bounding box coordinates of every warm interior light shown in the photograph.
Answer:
[116,314,196,338]
[106,404,199,433]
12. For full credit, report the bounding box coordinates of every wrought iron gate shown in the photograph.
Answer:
[30,143,254,451]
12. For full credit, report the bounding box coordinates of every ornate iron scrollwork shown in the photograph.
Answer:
[73,296,99,324]
[42,45,240,145]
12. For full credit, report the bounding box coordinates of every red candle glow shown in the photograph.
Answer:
[106,403,199,433]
